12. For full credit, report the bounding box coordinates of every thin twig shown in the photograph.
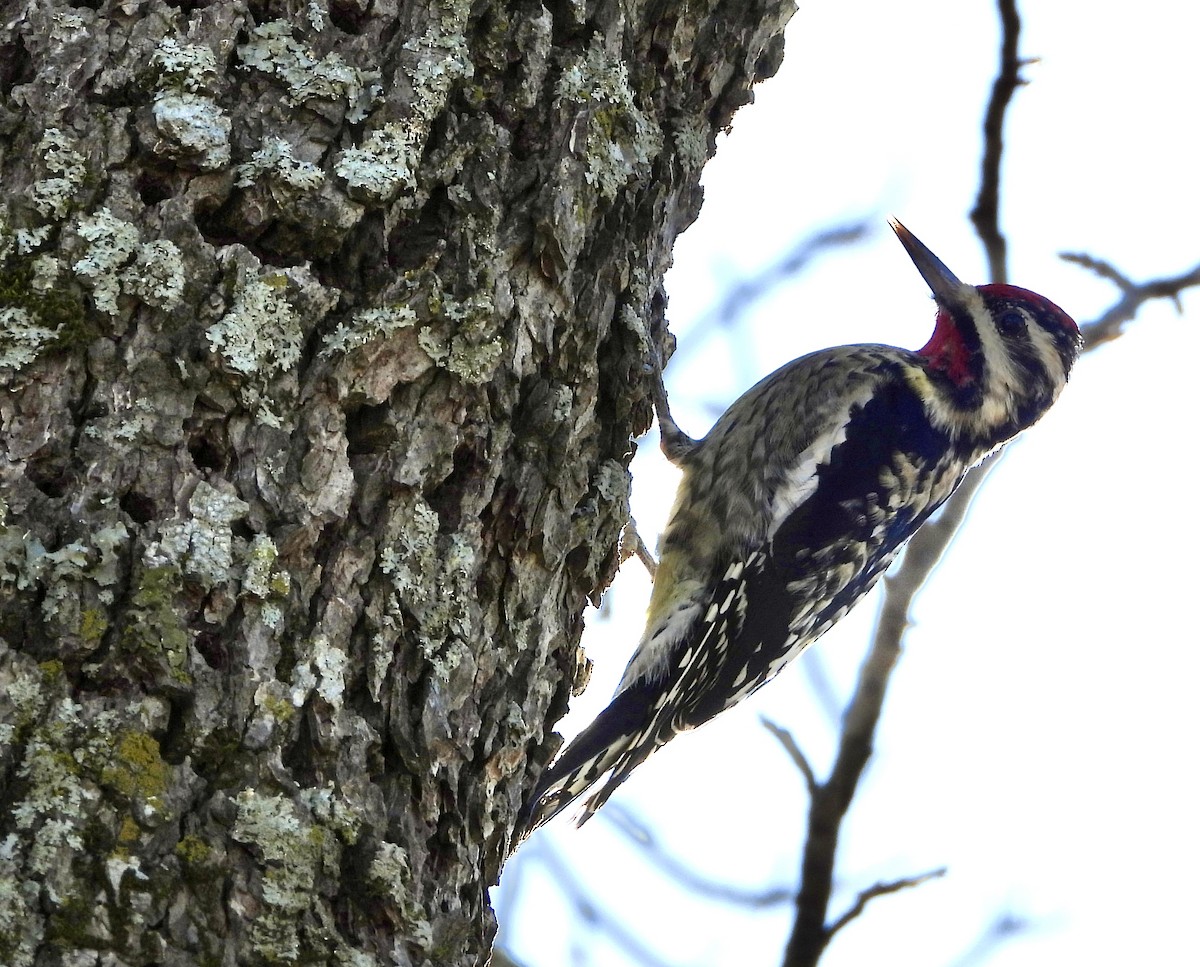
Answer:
[667,220,871,373]
[1062,253,1200,348]
[761,716,818,796]
[1059,251,1131,288]
[602,806,794,907]
[826,868,947,939]
[526,839,692,967]
[970,0,1025,282]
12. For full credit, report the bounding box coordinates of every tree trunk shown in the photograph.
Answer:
[0,0,793,963]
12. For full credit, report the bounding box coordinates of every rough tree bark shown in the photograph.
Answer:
[0,1,794,964]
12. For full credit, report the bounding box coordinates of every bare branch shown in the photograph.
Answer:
[970,0,1025,282]
[826,868,947,940]
[668,219,871,373]
[782,453,1001,967]
[602,806,794,908]
[1059,251,1132,288]
[761,716,818,796]
[1062,252,1200,348]
[524,839,693,967]
[784,3,1025,962]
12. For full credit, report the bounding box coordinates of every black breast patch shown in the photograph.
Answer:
[773,376,951,556]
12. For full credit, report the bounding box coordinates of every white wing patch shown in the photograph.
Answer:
[768,381,879,538]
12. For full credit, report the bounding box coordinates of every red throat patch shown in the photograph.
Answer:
[918,308,973,386]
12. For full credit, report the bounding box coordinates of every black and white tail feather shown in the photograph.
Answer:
[518,552,778,835]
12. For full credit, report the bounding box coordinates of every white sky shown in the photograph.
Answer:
[497,3,1200,965]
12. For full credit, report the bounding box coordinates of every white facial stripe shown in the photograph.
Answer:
[768,423,846,533]
[971,299,1024,427]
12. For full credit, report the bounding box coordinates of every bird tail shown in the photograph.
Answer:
[516,680,657,838]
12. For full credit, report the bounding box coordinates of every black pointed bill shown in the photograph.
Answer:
[888,217,967,307]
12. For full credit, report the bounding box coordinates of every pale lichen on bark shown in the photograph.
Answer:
[0,0,796,962]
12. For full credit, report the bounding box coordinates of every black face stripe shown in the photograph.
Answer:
[1039,313,1084,365]
[946,305,986,379]
[979,285,1082,371]
[991,298,1060,340]
[949,306,984,349]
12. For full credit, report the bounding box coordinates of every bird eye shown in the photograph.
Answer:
[997,310,1026,337]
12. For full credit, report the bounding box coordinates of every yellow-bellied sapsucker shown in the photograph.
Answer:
[518,218,1081,836]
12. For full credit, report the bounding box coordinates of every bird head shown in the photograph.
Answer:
[889,217,1082,444]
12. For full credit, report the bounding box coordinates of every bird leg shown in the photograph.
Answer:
[619,519,659,579]
[647,333,698,464]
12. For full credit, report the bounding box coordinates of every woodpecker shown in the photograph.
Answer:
[517,218,1081,836]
